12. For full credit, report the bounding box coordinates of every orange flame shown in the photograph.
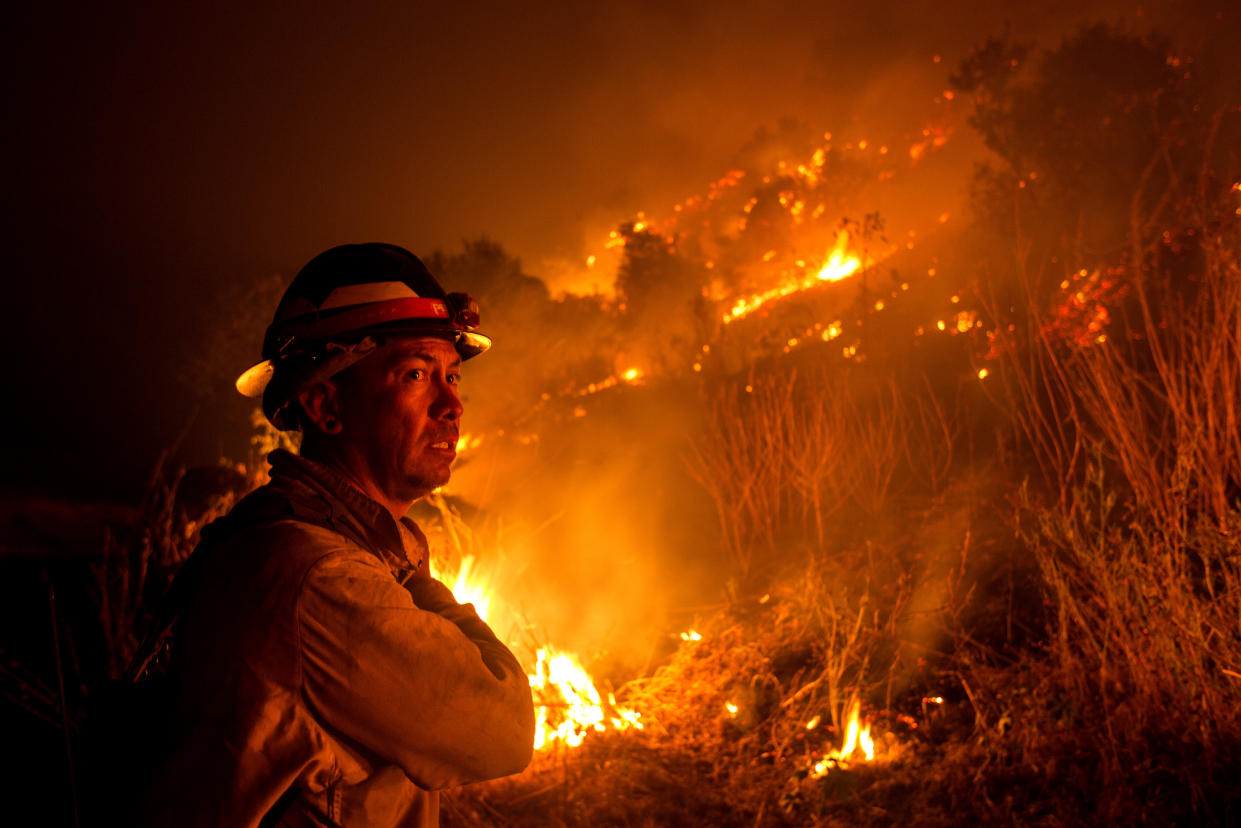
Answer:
[723,230,863,323]
[529,648,643,749]
[443,554,491,623]
[438,557,641,751]
[810,699,874,778]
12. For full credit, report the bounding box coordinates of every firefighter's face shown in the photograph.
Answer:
[336,336,463,503]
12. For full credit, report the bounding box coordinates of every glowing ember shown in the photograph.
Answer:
[1044,266,1128,348]
[621,367,645,384]
[679,630,702,642]
[572,366,646,398]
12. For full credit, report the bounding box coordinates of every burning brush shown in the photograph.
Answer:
[426,495,642,753]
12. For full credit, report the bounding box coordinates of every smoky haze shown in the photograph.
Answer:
[3,0,1218,497]
[4,0,1233,665]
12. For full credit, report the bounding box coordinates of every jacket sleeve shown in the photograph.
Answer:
[296,552,535,790]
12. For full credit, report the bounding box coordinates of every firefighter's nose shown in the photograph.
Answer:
[435,377,463,422]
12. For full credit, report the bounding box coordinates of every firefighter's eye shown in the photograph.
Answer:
[405,369,426,381]
[447,373,460,386]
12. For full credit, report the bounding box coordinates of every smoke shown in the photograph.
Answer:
[441,377,720,673]
[7,0,1236,684]
[406,1,1240,678]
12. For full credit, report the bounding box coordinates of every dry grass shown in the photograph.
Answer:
[66,157,1241,825]
[443,550,926,828]
[446,192,1241,824]
[1004,236,1241,819]
[965,152,1241,822]
[685,368,925,580]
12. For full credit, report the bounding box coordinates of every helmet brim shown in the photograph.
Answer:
[236,359,275,398]
[234,326,491,399]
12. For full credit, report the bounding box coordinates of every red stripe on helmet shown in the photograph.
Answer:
[276,297,452,344]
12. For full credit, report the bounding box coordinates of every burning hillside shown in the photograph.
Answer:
[9,15,1238,828]
[426,22,1241,828]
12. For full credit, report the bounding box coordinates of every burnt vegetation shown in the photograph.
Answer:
[447,23,1241,826]
[6,22,1240,827]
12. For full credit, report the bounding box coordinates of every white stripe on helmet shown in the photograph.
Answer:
[318,281,421,310]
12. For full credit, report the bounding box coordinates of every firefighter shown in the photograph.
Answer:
[137,243,535,827]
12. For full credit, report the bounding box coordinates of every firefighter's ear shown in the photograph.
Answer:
[297,380,344,435]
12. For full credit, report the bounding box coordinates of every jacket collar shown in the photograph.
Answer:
[265,449,427,576]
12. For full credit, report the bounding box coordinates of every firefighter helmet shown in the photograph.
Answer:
[236,242,489,429]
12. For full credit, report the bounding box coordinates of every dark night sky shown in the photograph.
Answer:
[3,0,1229,500]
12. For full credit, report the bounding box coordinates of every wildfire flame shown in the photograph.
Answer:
[437,556,641,751]
[529,647,643,749]
[723,230,863,323]
[573,365,646,398]
[427,111,1004,759]
[455,433,483,454]
[810,699,874,778]
[444,554,491,623]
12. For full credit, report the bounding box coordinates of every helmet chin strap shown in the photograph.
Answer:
[264,337,380,430]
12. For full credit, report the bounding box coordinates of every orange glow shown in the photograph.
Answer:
[621,367,645,384]
[455,433,483,454]
[444,554,491,622]
[529,648,643,749]
[810,699,875,778]
[816,233,864,282]
[722,231,863,324]
[436,526,642,752]
[1045,266,1128,348]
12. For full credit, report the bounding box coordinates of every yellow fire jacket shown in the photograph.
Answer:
[138,450,535,827]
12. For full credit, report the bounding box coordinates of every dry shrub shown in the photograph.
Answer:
[92,410,281,679]
[92,458,246,679]
[982,185,1241,820]
[1021,470,1241,797]
[444,551,913,828]
[685,368,925,580]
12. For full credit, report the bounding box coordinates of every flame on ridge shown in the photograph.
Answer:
[723,230,863,324]
[573,365,646,398]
